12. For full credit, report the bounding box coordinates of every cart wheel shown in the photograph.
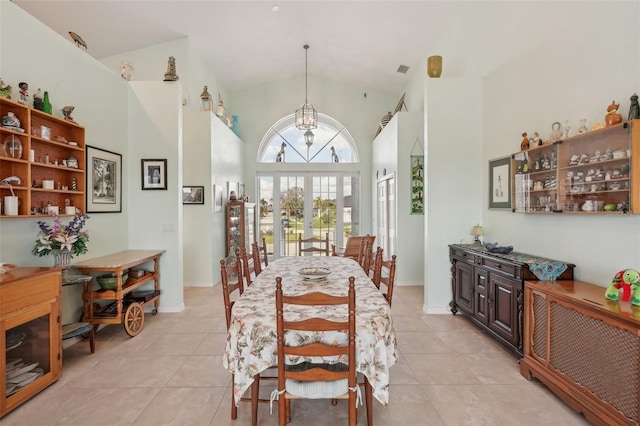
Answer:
[152,308,158,315]
[123,302,144,337]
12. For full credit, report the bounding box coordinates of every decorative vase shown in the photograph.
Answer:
[427,55,443,78]
[54,250,72,267]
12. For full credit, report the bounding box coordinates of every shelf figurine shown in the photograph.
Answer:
[605,100,622,127]
[605,269,640,306]
[18,82,28,105]
[520,132,529,151]
[33,89,44,111]
[629,93,640,120]
[0,79,12,99]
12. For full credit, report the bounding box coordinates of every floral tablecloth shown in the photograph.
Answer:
[223,256,398,406]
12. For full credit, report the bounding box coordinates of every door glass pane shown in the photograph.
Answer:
[258,176,273,258]
[280,176,304,256]
[340,176,359,245]
[312,176,337,252]
[6,314,50,397]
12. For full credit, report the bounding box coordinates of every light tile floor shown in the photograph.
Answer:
[3,285,589,425]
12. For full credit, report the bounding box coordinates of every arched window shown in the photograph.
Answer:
[258,113,359,163]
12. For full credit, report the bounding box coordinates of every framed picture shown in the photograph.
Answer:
[182,186,204,204]
[213,184,223,212]
[410,155,424,215]
[86,145,122,213]
[489,156,511,209]
[141,159,167,190]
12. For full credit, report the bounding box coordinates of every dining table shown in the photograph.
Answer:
[223,255,398,406]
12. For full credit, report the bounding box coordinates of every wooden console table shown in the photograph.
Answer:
[74,250,165,347]
[521,279,639,425]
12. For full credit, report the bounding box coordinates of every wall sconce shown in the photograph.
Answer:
[471,224,484,244]
[200,86,213,111]
[427,55,443,78]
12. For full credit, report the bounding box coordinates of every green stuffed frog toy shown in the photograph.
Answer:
[605,269,640,306]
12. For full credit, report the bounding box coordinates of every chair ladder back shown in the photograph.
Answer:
[251,241,263,276]
[219,258,244,329]
[379,255,397,306]
[275,276,357,424]
[370,246,384,287]
[359,241,373,273]
[236,248,255,287]
[298,232,330,256]
[260,237,269,267]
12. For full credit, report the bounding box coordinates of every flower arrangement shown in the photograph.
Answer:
[32,214,90,257]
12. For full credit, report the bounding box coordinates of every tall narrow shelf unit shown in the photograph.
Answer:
[0,97,85,217]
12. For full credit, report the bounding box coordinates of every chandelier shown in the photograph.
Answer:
[295,44,318,133]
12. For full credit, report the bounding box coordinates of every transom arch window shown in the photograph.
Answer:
[257,113,359,164]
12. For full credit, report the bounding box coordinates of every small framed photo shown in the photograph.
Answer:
[41,125,51,140]
[141,159,167,190]
[86,145,122,213]
[183,186,204,204]
[489,156,511,209]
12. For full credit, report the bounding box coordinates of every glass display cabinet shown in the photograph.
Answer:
[511,120,639,214]
[226,201,256,257]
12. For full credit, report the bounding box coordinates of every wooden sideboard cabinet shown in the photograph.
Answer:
[0,267,62,418]
[521,279,640,425]
[449,244,574,356]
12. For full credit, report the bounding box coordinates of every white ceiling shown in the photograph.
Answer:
[12,0,467,95]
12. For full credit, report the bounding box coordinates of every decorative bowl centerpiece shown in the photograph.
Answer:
[485,242,514,254]
[298,267,331,281]
[96,272,128,290]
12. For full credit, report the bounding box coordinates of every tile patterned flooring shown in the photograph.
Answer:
[3,285,589,425]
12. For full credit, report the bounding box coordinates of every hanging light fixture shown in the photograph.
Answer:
[295,44,318,132]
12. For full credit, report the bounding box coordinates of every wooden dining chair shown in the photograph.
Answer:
[368,246,383,282]
[374,254,397,307]
[331,235,376,264]
[251,241,263,276]
[220,257,276,425]
[273,276,372,426]
[236,248,255,287]
[298,232,330,256]
[259,237,269,267]
[359,240,373,273]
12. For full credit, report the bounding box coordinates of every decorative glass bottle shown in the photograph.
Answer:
[43,91,52,114]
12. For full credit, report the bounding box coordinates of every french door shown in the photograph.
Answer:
[257,173,359,258]
[376,174,396,258]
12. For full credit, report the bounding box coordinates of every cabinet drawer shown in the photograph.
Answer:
[481,258,517,277]
[451,247,477,262]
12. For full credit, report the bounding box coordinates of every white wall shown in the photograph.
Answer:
[127,82,184,312]
[424,78,483,313]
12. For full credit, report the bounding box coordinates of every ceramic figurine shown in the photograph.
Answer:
[629,94,640,120]
[61,106,76,123]
[520,132,529,151]
[549,122,562,142]
[0,79,12,99]
[532,132,543,147]
[68,31,87,49]
[275,142,286,162]
[33,89,44,111]
[163,56,179,81]
[330,146,339,163]
[605,100,622,127]
[18,82,28,105]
